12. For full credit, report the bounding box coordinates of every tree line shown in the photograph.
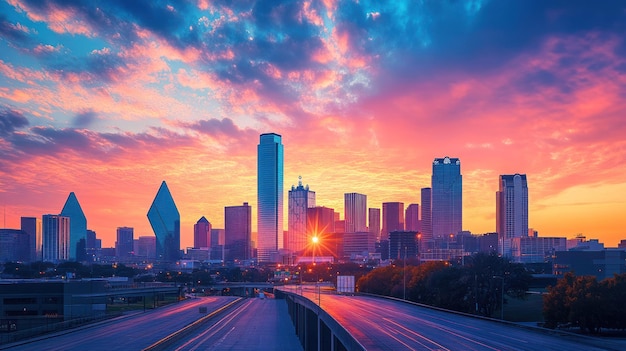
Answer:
[357,252,531,317]
[543,272,626,333]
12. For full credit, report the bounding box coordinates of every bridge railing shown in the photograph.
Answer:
[276,289,366,351]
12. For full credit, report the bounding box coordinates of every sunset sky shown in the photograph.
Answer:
[1,0,625,249]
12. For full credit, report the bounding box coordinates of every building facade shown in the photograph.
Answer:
[307,206,338,257]
[389,231,418,260]
[20,216,40,262]
[60,192,87,261]
[368,208,381,241]
[496,174,529,257]
[382,202,404,241]
[42,214,70,262]
[194,216,211,248]
[0,229,30,262]
[510,236,565,263]
[257,133,284,262]
[420,188,432,242]
[344,193,367,233]
[287,177,316,253]
[405,204,420,233]
[225,202,252,262]
[431,157,462,240]
[136,236,156,259]
[147,181,181,262]
[115,227,134,259]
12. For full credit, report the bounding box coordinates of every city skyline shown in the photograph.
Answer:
[1,2,626,248]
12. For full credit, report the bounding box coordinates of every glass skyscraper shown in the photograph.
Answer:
[431,157,462,240]
[147,181,181,262]
[42,214,69,262]
[405,204,420,232]
[225,202,252,262]
[287,176,316,253]
[420,188,432,242]
[257,133,284,262]
[344,193,367,233]
[382,202,404,241]
[116,226,134,259]
[496,174,529,239]
[368,208,381,241]
[60,192,87,261]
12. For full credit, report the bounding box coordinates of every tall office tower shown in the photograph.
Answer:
[42,214,70,262]
[147,181,181,262]
[257,133,284,262]
[225,202,252,262]
[496,174,529,240]
[405,204,420,232]
[287,177,316,253]
[60,192,87,261]
[431,157,462,239]
[344,193,367,233]
[136,236,156,259]
[381,202,405,241]
[420,188,432,241]
[368,208,381,241]
[194,216,211,248]
[21,216,40,261]
[116,227,134,259]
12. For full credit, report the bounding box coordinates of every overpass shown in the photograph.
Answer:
[4,287,626,350]
[277,286,626,351]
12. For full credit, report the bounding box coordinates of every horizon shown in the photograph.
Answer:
[1,1,625,248]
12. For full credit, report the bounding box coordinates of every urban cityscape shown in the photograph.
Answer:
[1,1,626,350]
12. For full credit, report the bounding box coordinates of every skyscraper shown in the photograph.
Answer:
[116,227,134,259]
[42,214,70,262]
[21,216,40,262]
[420,188,432,242]
[344,193,367,233]
[431,157,462,240]
[60,192,87,261]
[496,174,529,240]
[257,133,284,262]
[194,216,211,248]
[147,181,181,262]
[382,202,404,241]
[405,204,420,232]
[287,176,316,253]
[225,202,252,262]
[368,208,381,241]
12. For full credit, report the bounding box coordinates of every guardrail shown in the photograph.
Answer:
[277,289,366,351]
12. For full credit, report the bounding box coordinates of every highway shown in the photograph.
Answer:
[169,298,302,351]
[297,288,626,351]
[3,296,239,351]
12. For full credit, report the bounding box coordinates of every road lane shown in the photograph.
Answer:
[170,298,302,351]
[294,289,626,351]
[4,296,239,351]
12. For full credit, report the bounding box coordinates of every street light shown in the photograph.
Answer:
[493,276,504,320]
[311,235,319,265]
[312,236,320,306]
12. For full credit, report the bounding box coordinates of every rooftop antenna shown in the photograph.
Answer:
[298,175,302,187]
[3,206,5,228]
